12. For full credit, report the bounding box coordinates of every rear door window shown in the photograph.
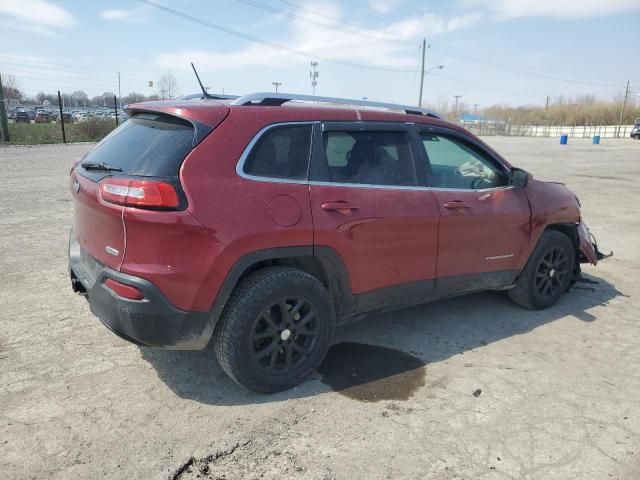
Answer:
[322,130,416,187]
[243,125,312,180]
[79,113,195,177]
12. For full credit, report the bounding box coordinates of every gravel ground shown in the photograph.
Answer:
[1,137,639,479]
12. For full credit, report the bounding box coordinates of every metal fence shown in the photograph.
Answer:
[465,123,636,138]
[2,91,122,144]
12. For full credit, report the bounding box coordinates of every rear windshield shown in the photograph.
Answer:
[81,113,195,177]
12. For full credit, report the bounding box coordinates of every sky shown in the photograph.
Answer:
[0,0,639,109]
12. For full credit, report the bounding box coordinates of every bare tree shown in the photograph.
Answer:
[71,90,89,107]
[2,74,24,102]
[157,72,178,100]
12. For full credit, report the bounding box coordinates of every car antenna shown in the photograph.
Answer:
[191,62,214,99]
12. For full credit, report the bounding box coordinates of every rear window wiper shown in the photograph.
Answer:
[81,161,123,172]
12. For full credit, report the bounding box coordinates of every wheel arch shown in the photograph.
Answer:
[208,246,351,332]
[536,223,581,276]
[545,223,579,250]
[517,222,580,279]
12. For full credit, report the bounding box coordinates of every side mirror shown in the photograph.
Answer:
[510,167,530,188]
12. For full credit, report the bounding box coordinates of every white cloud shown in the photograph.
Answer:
[155,2,482,72]
[100,8,147,23]
[0,0,74,27]
[369,0,403,15]
[462,0,640,19]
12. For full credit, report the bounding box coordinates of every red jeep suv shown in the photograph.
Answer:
[68,93,604,393]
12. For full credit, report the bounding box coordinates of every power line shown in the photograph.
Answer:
[136,0,417,73]
[278,0,402,39]
[0,56,149,81]
[3,72,140,92]
[428,42,622,88]
[431,72,546,101]
[0,66,141,87]
[236,0,405,44]
[264,0,632,86]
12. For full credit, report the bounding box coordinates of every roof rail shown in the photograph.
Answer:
[230,92,441,119]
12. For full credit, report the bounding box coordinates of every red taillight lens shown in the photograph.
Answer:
[98,178,179,209]
[104,278,145,300]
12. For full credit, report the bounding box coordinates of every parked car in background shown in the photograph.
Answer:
[15,111,30,123]
[631,124,640,140]
[61,112,73,123]
[34,112,50,123]
[68,93,607,393]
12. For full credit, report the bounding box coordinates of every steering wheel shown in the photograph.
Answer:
[471,176,493,190]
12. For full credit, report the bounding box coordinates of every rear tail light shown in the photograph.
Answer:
[104,278,145,300]
[99,178,179,209]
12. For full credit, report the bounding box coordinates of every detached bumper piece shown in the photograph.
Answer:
[68,233,212,350]
[591,233,613,261]
[577,221,611,265]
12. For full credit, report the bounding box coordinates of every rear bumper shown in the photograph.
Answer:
[68,231,213,350]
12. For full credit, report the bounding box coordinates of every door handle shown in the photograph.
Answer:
[321,201,359,212]
[443,200,470,209]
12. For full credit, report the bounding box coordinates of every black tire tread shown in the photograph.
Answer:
[508,230,575,310]
[213,266,333,393]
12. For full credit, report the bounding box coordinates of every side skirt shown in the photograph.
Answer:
[338,270,519,324]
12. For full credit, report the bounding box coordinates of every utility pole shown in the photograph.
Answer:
[616,80,630,138]
[418,38,427,107]
[0,73,9,142]
[272,82,282,93]
[473,104,479,114]
[545,95,550,109]
[117,72,121,108]
[309,62,319,96]
[453,95,462,116]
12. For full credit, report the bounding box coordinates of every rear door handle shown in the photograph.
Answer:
[443,200,470,209]
[321,201,359,212]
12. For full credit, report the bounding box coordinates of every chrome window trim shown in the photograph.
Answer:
[235,121,316,185]
[306,181,513,193]
[236,122,516,193]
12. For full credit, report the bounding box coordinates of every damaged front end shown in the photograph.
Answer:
[576,220,612,266]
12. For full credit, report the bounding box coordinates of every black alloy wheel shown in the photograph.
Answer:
[508,230,575,310]
[250,297,318,374]
[214,267,334,393]
[534,247,569,298]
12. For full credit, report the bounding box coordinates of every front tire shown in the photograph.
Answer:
[508,230,575,310]
[213,267,334,393]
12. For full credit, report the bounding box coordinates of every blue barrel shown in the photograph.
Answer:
[593,135,600,144]
[560,134,568,145]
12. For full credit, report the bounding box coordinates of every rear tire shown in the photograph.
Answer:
[508,230,575,310]
[213,267,334,393]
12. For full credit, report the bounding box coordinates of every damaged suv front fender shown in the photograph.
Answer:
[577,221,598,265]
